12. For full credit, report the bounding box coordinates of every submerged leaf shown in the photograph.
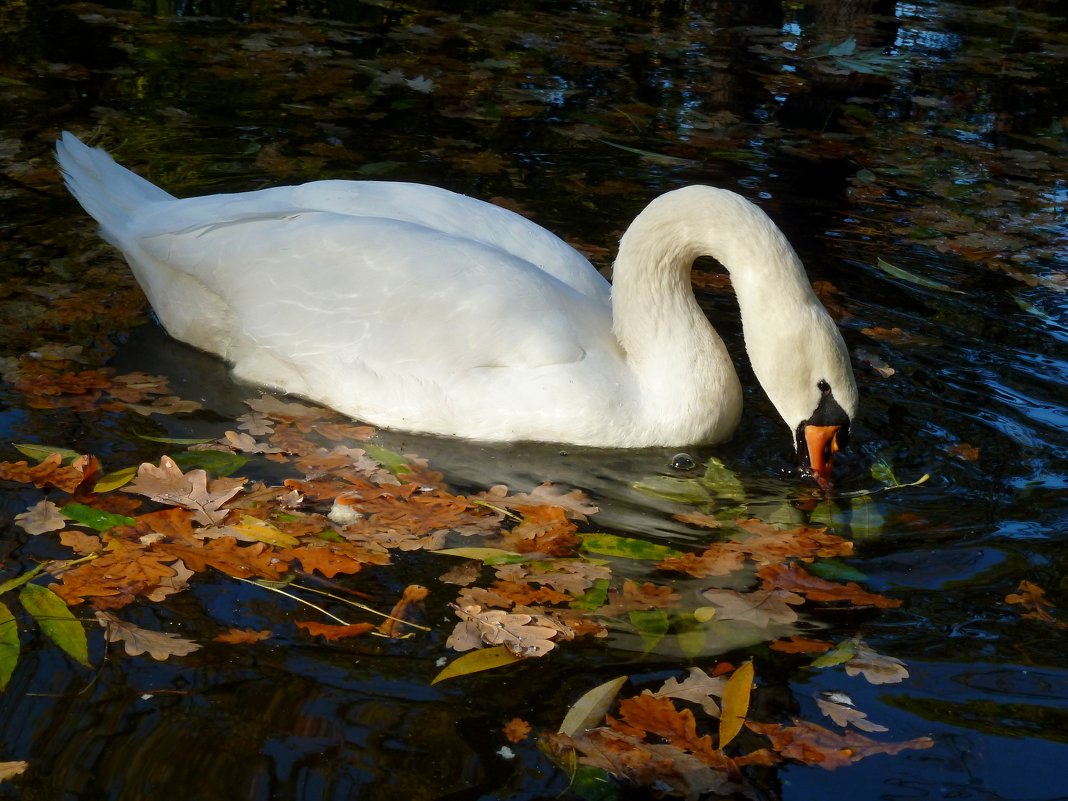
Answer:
[581,533,683,561]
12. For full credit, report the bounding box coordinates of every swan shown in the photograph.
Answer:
[55,132,857,486]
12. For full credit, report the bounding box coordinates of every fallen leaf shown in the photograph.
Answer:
[816,694,888,732]
[758,563,901,608]
[769,635,833,654]
[214,627,272,644]
[0,602,18,691]
[20,583,89,667]
[0,452,89,492]
[14,500,67,535]
[503,717,532,743]
[843,642,910,685]
[95,611,202,660]
[747,719,932,769]
[431,643,525,684]
[479,483,599,521]
[653,667,726,717]
[657,543,746,578]
[446,604,560,657]
[122,456,244,525]
[296,620,376,640]
[719,662,754,749]
[700,588,805,627]
[560,675,629,736]
[1006,580,1065,627]
[379,584,428,637]
[0,761,28,782]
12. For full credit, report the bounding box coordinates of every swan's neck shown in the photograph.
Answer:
[611,186,820,443]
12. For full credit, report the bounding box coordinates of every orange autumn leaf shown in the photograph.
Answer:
[769,635,834,654]
[503,505,581,556]
[747,719,933,769]
[611,692,721,765]
[1006,580,1066,627]
[657,543,745,578]
[214,628,273,644]
[296,621,376,640]
[502,717,532,743]
[281,544,366,578]
[50,540,183,608]
[0,451,91,492]
[161,537,290,579]
[735,519,854,563]
[379,584,429,637]
[758,563,901,608]
[492,579,572,607]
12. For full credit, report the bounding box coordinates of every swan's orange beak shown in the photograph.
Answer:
[803,424,841,490]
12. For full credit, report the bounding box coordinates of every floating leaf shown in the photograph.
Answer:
[92,465,138,493]
[581,533,683,561]
[137,435,215,445]
[12,443,82,463]
[0,761,28,781]
[359,443,410,475]
[95,611,201,660]
[435,547,525,564]
[431,644,524,684]
[19,583,89,667]
[60,503,137,533]
[719,661,754,748]
[0,565,46,597]
[559,675,629,736]
[227,515,300,548]
[14,501,67,535]
[170,450,248,477]
[0,602,18,691]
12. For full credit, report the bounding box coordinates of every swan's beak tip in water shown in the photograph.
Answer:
[803,423,842,490]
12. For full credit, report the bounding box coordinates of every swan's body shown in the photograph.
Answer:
[56,133,857,479]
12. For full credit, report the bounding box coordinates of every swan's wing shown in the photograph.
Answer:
[127,205,616,378]
[128,181,610,301]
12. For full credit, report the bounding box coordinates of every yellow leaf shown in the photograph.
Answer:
[431,644,524,684]
[559,675,628,736]
[93,465,138,493]
[719,661,754,748]
[230,515,300,548]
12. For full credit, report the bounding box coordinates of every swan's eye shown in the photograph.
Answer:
[817,379,831,394]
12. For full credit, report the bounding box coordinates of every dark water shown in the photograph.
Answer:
[1,0,1067,799]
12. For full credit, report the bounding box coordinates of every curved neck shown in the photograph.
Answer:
[610,186,820,442]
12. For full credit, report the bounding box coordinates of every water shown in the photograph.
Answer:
[1,0,1067,799]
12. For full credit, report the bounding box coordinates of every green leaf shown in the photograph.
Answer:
[719,661,754,748]
[360,443,411,475]
[19,583,90,668]
[431,644,524,684]
[870,459,899,486]
[581,533,683,561]
[13,443,82,464]
[633,457,745,505]
[170,450,248,476]
[435,547,525,564]
[570,578,610,611]
[598,139,697,167]
[0,602,19,691]
[60,503,137,533]
[137,434,215,445]
[0,564,46,597]
[811,639,858,669]
[568,765,618,801]
[629,609,670,653]
[806,559,869,583]
[559,675,628,736]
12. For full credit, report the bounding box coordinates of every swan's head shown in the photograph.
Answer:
[744,302,858,489]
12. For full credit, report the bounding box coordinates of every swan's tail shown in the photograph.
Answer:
[55,132,174,240]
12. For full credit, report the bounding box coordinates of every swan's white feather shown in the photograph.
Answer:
[56,132,857,449]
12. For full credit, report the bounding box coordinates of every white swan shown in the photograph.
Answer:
[56,132,857,485]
